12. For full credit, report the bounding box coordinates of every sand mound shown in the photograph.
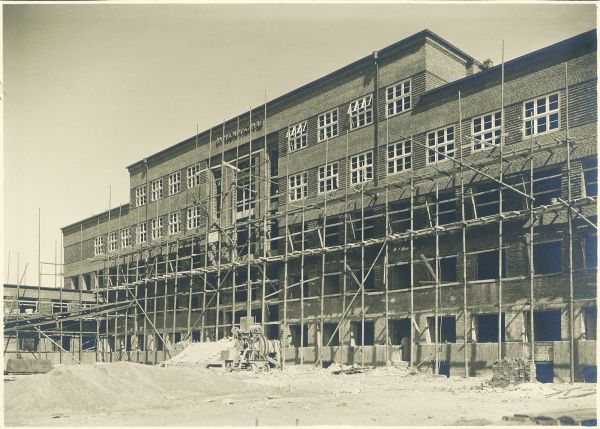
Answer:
[5,361,243,415]
[162,338,235,366]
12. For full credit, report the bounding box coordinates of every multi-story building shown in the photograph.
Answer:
[58,29,597,381]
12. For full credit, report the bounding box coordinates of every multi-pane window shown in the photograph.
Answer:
[427,126,455,164]
[350,151,373,185]
[137,222,147,244]
[121,228,131,248]
[318,109,338,142]
[187,163,201,188]
[169,172,181,195]
[169,213,181,234]
[524,93,559,137]
[94,237,104,255]
[150,179,163,202]
[318,162,339,194]
[387,140,412,174]
[287,122,308,152]
[187,205,201,229]
[386,79,411,117]
[348,95,373,129]
[135,186,146,207]
[108,232,118,252]
[288,172,308,201]
[472,111,502,151]
[151,217,163,239]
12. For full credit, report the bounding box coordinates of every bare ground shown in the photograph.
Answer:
[4,362,596,426]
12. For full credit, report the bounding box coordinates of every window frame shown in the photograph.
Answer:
[121,228,131,248]
[350,151,374,185]
[108,231,118,252]
[151,217,163,239]
[287,121,308,153]
[187,205,201,229]
[318,162,339,194]
[318,109,339,142]
[169,212,181,235]
[169,171,181,195]
[135,185,146,207]
[523,92,560,137]
[187,163,201,189]
[387,140,412,175]
[427,125,455,164]
[472,110,502,152]
[137,222,147,244]
[150,178,163,202]
[348,94,373,130]
[288,172,308,202]
[386,79,412,118]
[94,236,104,255]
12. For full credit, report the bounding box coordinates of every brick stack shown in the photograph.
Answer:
[490,358,533,387]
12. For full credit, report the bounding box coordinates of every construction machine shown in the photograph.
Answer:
[221,317,282,371]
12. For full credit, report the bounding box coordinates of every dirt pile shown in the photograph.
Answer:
[162,338,235,366]
[5,361,244,415]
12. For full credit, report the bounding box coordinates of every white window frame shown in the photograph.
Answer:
[187,164,202,188]
[169,172,181,195]
[137,222,147,244]
[108,232,118,252]
[350,151,374,185]
[387,140,412,175]
[187,205,201,229]
[169,212,181,235]
[51,302,69,314]
[135,186,146,207]
[472,111,502,151]
[121,228,131,248]
[523,93,560,137]
[347,95,373,129]
[318,162,339,194]
[94,236,104,255]
[287,121,308,152]
[151,217,163,240]
[427,126,455,164]
[288,172,308,202]
[150,179,163,202]
[386,79,411,117]
[318,109,339,142]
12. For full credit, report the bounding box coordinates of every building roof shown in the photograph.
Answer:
[125,29,482,171]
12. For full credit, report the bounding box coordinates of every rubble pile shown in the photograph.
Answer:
[489,358,533,387]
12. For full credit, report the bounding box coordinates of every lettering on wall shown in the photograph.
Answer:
[215,120,264,145]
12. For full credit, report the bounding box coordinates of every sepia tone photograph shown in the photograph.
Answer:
[3,1,598,426]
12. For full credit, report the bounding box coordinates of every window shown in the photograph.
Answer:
[322,323,340,346]
[135,186,146,207]
[94,236,104,255]
[427,126,455,164]
[387,140,412,174]
[169,172,181,195]
[187,205,201,229]
[524,93,559,137]
[350,151,373,185]
[585,236,597,270]
[532,167,561,207]
[348,95,373,129]
[476,250,507,280]
[51,302,69,314]
[287,121,307,152]
[137,222,147,244]
[237,157,257,213]
[318,109,338,142]
[318,162,339,194]
[18,299,37,314]
[169,213,181,234]
[150,179,163,202]
[475,314,505,343]
[427,315,456,343]
[289,325,309,347]
[390,264,411,290]
[351,321,375,346]
[187,163,201,188]
[528,310,561,341]
[533,241,562,274]
[439,257,457,282]
[121,228,131,248]
[583,158,597,197]
[472,111,501,151]
[108,232,118,252]
[151,218,163,239]
[288,172,308,201]
[386,79,411,117]
[474,182,500,217]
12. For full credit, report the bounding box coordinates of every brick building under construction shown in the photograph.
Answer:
[9,29,597,382]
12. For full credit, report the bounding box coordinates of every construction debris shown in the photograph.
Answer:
[489,358,534,388]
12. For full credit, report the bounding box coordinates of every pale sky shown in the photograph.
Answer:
[3,2,596,287]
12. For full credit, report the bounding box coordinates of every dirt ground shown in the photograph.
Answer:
[4,362,596,426]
